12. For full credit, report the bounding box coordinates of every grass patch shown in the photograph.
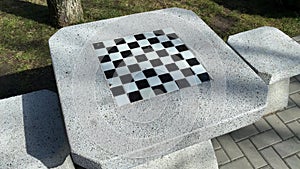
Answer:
[0,0,299,77]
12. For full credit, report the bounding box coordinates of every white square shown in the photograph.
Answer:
[147,76,162,86]
[154,65,168,75]
[171,39,184,46]
[139,61,152,70]
[140,88,156,99]
[158,35,169,42]
[131,48,144,56]
[103,39,115,47]
[144,32,156,39]
[145,52,159,60]
[124,35,136,43]
[115,67,130,76]
[95,48,108,56]
[191,65,206,74]
[115,94,130,106]
[163,81,179,92]
[163,28,175,34]
[186,75,201,86]
[181,51,194,59]
[109,53,122,61]
[117,44,130,52]
[160,56,173,65]
[175,60,190,69]
[107,77,122,87]
[101,62,115,71]
[137,39,150,47]
[152,43,165,51]
[170,70,185,80]
[132,72,146,81]
[123,82,138,93]
[124,57,137,65]
[166,47,178,55]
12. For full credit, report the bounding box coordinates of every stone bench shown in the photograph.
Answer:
[228,26,300,115]
[49,8,267,169]
[0,90,74,169]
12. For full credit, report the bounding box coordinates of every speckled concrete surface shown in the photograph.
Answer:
[0,90,74,169]
[49,8,267,168]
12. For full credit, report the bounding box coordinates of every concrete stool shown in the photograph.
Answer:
[49,8,267,168]
[0,90,74,169]
[228,26,300,115]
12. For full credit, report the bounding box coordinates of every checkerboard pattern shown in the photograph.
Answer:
[93,28,210,106]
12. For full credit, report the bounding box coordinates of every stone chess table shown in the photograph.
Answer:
[49,8,268,169]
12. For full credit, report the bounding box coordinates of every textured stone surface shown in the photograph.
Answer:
[49,8,267,168]
[0,90,74,169]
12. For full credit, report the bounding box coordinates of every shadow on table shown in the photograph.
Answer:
[0,0,49,25]
[0,65,57,99]
[212,0,299,18]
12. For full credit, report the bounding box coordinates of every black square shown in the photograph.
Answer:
[98,55,111,63]
[121,50,133,58]
[171,54,184,61]
[93,42,105,49]
[150,59,163,67]
[142,46,154,53]
[165,63,179,72]
[148,37,159,44]
[128,91,143,102]
[162,41,174,48]
[135,54,148,62]
[111,86,125,96]
[134,34,146,40]
[135,79,150,89]
[107,46,119,53]
[186,58,200,66]
[152,85,167,95]
[153,30,165,36]
[181,68,194,77]
[114,38,126,45]
[128,64,141,73]
[142,68,157,78]
[175,79,191,89]
[167,33,179,40]
[197,73,210,82]
[113,59,126,67]
[128,42,140,49]
[104,69,117,79]
[156,49,168,57]
[120,74,133,84]
[158,74,173,83]
[176,44,189,52]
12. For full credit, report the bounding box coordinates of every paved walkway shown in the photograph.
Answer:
[213,74,300,169]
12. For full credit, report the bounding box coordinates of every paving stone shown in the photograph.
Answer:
[287,98,296,109]
[295,74,300,82]
[273,137,300,158]
[284,155,300,169]
[230,125,259,142]
[250,130,282,150]
[277,107,300,123]
[289,81,300,94]
[212,138,221,150]
[238,139,267,169]
[290,77,297,82]
[219,157,253,169]
[260,147,289,169]
[259,165,271,169]
[254,118,271,132]
[290,93,300,107]
[287,121,300,139]
[215,149,230,165]
[217,135,244,160]
[265,114,293,140]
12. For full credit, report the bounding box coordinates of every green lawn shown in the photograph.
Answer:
[0,0,299,76]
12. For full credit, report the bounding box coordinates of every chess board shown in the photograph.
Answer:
[93,28,210,106]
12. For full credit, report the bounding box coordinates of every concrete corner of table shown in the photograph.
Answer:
[0,90,74,169]
[228,26,300,115]
[49,7,268,169]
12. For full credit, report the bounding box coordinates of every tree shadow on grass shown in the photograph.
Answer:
[0,65,57,99]
[0,0,50,25]
[212,0,299,18]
